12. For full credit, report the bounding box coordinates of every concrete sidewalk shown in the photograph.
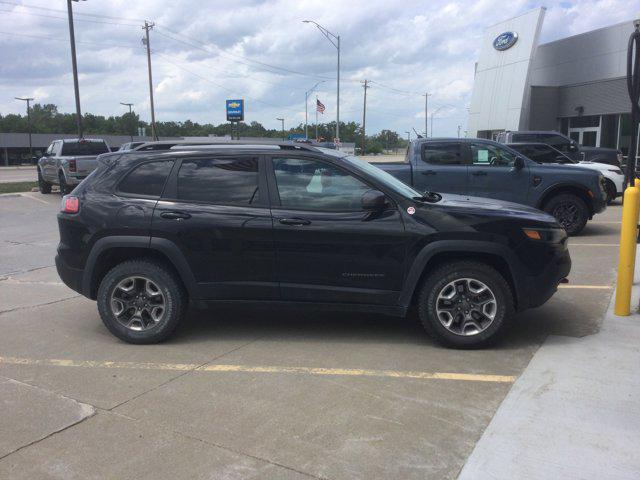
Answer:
[459,252,640,479]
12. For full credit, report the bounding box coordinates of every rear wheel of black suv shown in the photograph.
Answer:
[97,260,186,344]
[417,261,514,349]
[543,193,588,236]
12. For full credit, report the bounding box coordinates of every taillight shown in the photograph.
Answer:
[68,159,77,172]
[61,195,79,214]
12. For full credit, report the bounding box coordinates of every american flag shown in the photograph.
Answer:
[316,99,325,113]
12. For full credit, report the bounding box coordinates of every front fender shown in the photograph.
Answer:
[398,240,524,309]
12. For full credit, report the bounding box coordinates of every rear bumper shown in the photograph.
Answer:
[518,247,571,310]
[55,253,84,295]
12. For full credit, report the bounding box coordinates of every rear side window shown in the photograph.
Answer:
[177,157,259,205]
[61,141,110,156]
[422,143,464,165]
[118,160,174,197]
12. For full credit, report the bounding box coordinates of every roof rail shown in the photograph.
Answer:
[168,141,320,152]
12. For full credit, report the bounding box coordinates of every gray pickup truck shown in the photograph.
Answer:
[37,138,110,194]
[378,138,607,235]
[495,131,622,167]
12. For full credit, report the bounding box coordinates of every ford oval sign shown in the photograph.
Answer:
[493,31,518,51]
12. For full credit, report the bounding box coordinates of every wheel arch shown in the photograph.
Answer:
[399,240,523,311]
[536,183,594,215]
[83,236,198,300]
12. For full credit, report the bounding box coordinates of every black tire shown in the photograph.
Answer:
[97,260,187,344]
[417,261,514,349]
[59,171,71,195]
[37,168,51,194]
[543,193,588,236]
[604,179,617,205]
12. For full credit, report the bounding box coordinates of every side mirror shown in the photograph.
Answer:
[361,190,388,211]
[513,156,525,170]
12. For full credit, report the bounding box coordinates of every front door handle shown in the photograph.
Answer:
[422,170,437,176]
[279,218,311,226]
[471,171,488,176]
[160,211,191,220]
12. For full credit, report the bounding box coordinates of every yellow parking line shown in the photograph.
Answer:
[569,243,619,247]
[558,285,612,289]
[0,356,515,384]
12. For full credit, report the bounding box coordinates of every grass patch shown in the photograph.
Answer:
[0,181,38,194]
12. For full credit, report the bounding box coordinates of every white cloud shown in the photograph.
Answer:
[1,0,639,136]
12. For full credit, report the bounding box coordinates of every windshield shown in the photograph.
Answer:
[61,141,110,156]
[340,155,422,198]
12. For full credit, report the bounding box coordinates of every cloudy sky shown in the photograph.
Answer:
[1,0,639,137]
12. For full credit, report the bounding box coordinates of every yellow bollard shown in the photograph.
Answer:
[615,185,640,315]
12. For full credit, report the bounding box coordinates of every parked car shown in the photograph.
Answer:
[495,131,622,167]
[55,142,570,348]
[37,138,110,194]
[378,138,607,235]
[118,142,145,151]
[506,142,624,204]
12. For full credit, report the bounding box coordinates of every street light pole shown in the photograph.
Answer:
[15,97,34,158]
[361,79,370,155]
[67,0,84,139]
[405,131,411,143]
[120,102,134,142]
[276,118,285,141]
[303,20,340,144]
[142,20,157,141]
[305,81,324,140]
[424,92,430,137]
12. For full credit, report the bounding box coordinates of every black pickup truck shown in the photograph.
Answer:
[495,131,622,167]
[378,138,607,235]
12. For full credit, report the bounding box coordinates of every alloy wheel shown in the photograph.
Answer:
[552,202,579,230]
[110,276,166,331]
[435,278,497,336]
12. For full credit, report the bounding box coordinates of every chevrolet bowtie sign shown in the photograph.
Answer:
[226,99,244,121]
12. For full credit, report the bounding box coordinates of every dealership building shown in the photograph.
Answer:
[468,7,637,158]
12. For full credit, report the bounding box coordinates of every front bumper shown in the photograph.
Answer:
[519,247,571,310]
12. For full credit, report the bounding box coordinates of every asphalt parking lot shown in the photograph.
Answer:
[0,191,622,479]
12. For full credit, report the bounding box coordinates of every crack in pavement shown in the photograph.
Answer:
[0,295,81,316]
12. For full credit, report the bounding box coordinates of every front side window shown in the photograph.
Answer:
[422,143,464,165]
[514,145,557,164]
[177,157,259,205]
[273,157,371,211]
[118,160,174,197]
[470,143,517,167]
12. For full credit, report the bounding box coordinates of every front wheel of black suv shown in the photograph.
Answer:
[543,193,588,236]
[97,260,187,344]
[417,261,514,349]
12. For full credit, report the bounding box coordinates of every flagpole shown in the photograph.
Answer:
[315,95,318,140]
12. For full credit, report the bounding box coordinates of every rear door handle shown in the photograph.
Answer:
[422,170,437,176]
[160,211,191,220]
[472,171,488,176]
[279,218,311,226]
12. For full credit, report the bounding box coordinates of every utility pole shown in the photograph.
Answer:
[361,80,370,155]
[15,97,34,159]
[120,102,134,142]
[424,92,430,137]
[67,0,84,139]
[276,118,285,141]
[142,21,157,141]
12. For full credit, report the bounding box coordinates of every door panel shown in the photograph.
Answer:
[152,156,277,300]
[413,142,468,194]
[467,143,530,204]
[268,156,407,305]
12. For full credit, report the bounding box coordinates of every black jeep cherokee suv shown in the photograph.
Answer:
[55,143,571,348]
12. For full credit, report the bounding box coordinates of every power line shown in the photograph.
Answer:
[0,30,140,49]
[0,7,139,27]
[0,0,144,22]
